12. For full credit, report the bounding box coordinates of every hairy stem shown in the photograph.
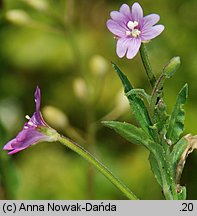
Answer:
[140,43,157,88]
[57,134,138,200]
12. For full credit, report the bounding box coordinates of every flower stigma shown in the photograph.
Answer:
[127,21,138,29]
[126,21,141,38]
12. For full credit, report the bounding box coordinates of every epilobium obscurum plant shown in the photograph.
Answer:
[2,2,196,200]
[103,2,197,200]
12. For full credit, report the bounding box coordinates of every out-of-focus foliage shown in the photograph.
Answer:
[0,0,196,199]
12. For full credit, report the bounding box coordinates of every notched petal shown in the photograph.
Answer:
[141,24,164,41]
[143,14,160,28]
[131,2,143,22]
[126,38,141,59]
[119,4,131,18]
[116,38,130,58]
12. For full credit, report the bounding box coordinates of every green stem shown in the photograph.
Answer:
[139,44,176,199]
[170,175,179,200]
[166,151,179,200]
[150,73,165,116]
[147,143,173,200]
[140,43,157,88]
[57,134,138,200]
[162,168,173,200]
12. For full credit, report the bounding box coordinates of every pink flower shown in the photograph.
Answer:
[106,2,164,59]
[3,86,57,154]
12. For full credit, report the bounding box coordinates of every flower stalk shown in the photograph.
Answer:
[2,86,138,200]
[140,43,156,88]
[139,43,182,200]
[56,134,138,200]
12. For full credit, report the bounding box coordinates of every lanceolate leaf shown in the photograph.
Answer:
[126,89,151,104]
[111,62,133,92]
[103,121,170,185]
[170,136,188,173]
[112,63,153,138]
[103,120,171,186]
[102,121,163,155]
[102,121,149,145]
[148,153,162,186]
[166,84,188,144]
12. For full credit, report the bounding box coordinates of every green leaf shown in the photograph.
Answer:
[103,120,171,187]
[112,63,153,138]
[170,136,188,171]
[148,153,162,186]
[111,62,133,92]
[153,100,169,135]
[126,88,151,104]
[102,120,164,156]
[166,84,188,144]
[102,121,149,145]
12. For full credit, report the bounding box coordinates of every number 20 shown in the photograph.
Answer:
[181,203,193,211]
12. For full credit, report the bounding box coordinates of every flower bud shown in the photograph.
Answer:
[89,55,109,76]
[42,106,69,129]
[23,0,48,11]
[73,78,88,100]
[0,99,23,132]
[163,56,181,78]
[6,10,31,25]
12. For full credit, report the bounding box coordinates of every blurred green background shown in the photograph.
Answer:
[0,0,197,200]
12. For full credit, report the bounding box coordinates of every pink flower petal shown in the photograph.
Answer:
[106,20,126,37]
[35,86,41,112]
[3,139,15,150]
[8,147,27,155]
[141,25,164,41]
[2,86,58,155]
[119,4,131,18]
[110,11,128,26]
[142,14,160,29]
[126,38,141,59]
[131,2,143,22]
[116,38,130,58]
